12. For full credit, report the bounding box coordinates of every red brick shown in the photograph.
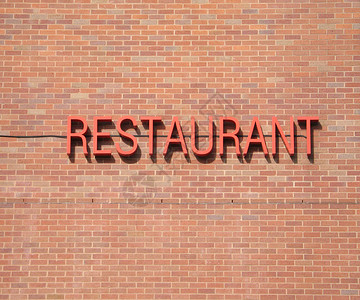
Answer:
[1,0,360,299]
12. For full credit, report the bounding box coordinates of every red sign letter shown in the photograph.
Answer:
[244,117,268,156]
[163,117,188,156]
[191,116,213,156]
[116,116,138,156]
[140,116,162,156]
[272,116,294,156]
[298,116,319,155]
[93,116,112,156]
[219,117,241,156]
[67,116,88,155]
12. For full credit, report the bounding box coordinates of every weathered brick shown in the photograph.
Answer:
[0,0,359,298]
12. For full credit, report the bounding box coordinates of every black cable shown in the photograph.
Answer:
[0,135,67,139]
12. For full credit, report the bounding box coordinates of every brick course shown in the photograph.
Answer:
[0,0,359,298]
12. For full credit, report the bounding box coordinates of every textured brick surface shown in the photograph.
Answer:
[0,0,360,298]
[0,203,360,299]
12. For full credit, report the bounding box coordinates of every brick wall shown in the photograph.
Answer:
[0,203,359,299]
[0,0,359,299]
